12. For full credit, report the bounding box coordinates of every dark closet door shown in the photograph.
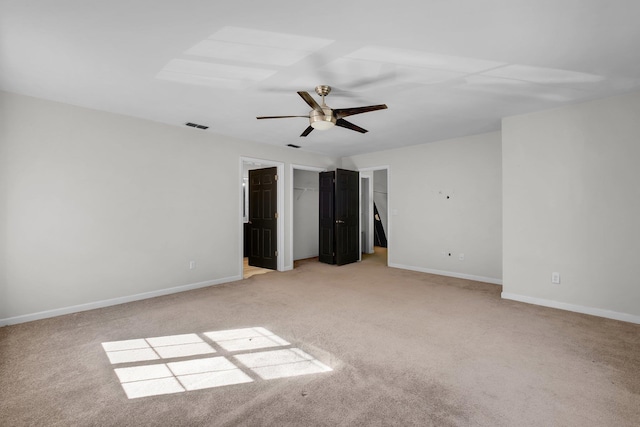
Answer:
[318,171,335,264]
[335,168,359,265]
[248,167,277,270]
[319,169,360,266]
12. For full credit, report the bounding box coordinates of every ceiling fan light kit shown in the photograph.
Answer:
[309,108,336,130]
[257,85,387,137]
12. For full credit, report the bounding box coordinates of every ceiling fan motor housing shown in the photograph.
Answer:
[309,107,336,130]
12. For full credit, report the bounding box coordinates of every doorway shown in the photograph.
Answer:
[290,165,325,268]
[360,166,390,265]
[240,157,284,278]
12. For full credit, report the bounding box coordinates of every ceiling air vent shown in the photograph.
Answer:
[185,122,209,130]
[287,144,301,148]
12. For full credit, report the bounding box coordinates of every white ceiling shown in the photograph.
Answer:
[2,0,640,157]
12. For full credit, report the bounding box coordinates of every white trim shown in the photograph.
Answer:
[0,275,241,326]
[359,175,372,259]
[240,157,285,274]
[501,292,640,325]
[389,262,503,285]
[288,164,326,269]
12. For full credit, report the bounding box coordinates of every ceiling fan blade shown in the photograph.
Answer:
[336,118,368,134]
[297,91,323,112]
[348,70,396,90]
[257,115,308,119]
[334,104,388,119]
[300,126,314,137]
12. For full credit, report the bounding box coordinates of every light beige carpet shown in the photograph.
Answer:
[1,253,638,426]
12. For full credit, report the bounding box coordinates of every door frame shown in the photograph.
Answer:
[288,164,326,270]
[239,157,285,274]
[360,175,371,255]
[358,165,390,263]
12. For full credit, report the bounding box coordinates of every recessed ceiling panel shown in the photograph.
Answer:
[186,40,313,67]
[183,26,334,67]
[460,75,587,103]
[483,64,605,84]
[322,57,385,79]
[156,59,276,89]
[396,65,467,85]
[211,26,334,51]
[347,46,505,73]
[313,58,466,91]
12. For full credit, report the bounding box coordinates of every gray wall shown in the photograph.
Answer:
[0,91,336,322]
[293,169,319,260]
[343,131,503,284]
[502,90,640,321]
[3,88,638,324]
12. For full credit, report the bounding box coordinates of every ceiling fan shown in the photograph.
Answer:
[257,85,388,137]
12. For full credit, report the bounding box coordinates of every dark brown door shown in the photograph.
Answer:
[319,169,359,266]
[335,169,359,265]
[319,171,335,264]
[248,167,277,270]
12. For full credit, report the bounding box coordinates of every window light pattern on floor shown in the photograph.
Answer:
[204,327,290,352]
[102,327,332,399]
[102,333,215,364]
[234,348,332,380]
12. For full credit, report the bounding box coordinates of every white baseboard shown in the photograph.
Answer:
[0,275,242,326]
[501,292,640,325]
[293,253,319,263]
[388,262,502,285]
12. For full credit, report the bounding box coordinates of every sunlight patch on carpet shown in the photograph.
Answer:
[102,327,332,399]
[234,348,332,380]
[204,327,290,352]
[102,333,215,364]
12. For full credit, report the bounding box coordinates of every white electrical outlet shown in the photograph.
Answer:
[189,260,196,270]
[552,272,560,284]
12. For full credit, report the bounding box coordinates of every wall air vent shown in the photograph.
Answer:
[287,144,301,148]
[185,122,209,130]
